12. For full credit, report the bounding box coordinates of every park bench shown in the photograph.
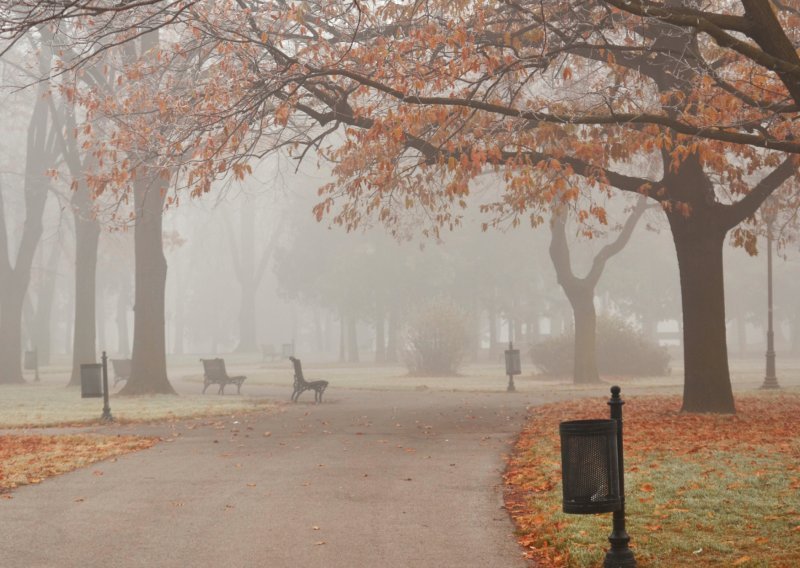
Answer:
[260,344,278,362]
[201,358,246,395]
[111,358,132,387]
[289,356,328,403]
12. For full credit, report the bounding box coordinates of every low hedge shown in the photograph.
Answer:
[531,315,670,376]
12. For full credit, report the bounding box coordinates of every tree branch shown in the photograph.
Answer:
[722,156,798,230]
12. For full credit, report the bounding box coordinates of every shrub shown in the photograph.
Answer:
[530,315,670,377]
[403,300,470,375]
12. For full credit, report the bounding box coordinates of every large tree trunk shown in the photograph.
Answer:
[116,269,131,357]
[236,279,257,352]
[31,239,61,365]
[233,200,258,352]
[339,313,346,363]
[347,313,360,363]
[312,308,325,353]
[228,199,281,354]
[120,174,175,395]
[736,313,747,357]
[564,285,600,384]
[0,54,53,384]
[374,300,386,363]
[668,214,735,413]
[487,305,498,359]
[68,196,101,386]
[172,265,184,355]
[0,285,27,383]
[386,306,398,363]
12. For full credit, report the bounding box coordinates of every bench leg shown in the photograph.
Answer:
[218,384,225,395]
[202,381,210,394]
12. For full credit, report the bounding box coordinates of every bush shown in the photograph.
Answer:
[530,315,670,377]
[403,300,470,375]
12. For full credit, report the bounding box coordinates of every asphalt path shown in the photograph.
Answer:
[1,383,543,568]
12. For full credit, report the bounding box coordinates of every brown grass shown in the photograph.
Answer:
[0,434,157,494]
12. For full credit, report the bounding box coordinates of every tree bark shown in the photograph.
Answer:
[68,191,101,386]
[386,306,398,363]
[566,285,600,384]
[0,49,53,384]
[236,279,257,352]
[120,174,175,395]
[668,213,735,413]
[347,313,360,363]
[312,308,324,353]
[232,201,257,352]
[96,276,107,351]
[226,199,283,353]
[375,300,386,363]
[171,264,184,355]
[31,239,61,365]
[736,313,747,357]
[487,305,498,359]
[0,285,27,383]
[116,269,131,357]
[339,313,346,363]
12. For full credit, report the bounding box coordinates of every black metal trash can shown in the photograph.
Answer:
[80,363,103,398]
[504,348,521,376]
[24,350,37,370]
[560,419,621,514]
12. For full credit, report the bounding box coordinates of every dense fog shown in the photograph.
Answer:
[3,128,797,370]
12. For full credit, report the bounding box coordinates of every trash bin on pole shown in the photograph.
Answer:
[80,363,103,398]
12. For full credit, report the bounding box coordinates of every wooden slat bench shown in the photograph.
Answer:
[201,358,246,395]
[260,344,278,362]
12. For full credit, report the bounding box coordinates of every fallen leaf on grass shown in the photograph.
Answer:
[0,435,157,493]
[504,393,800,568]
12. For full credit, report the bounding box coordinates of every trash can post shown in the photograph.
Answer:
[605,385,636,567]
[100,351,113,423]
[504,341,521,392]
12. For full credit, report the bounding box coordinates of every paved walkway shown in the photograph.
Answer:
[0,384,543,567]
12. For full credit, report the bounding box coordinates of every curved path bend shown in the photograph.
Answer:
[1,385,542,568]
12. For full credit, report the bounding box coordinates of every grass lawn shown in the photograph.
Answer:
[0,382,282,495]
[0,383,281,428]
[504,391,800,567]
